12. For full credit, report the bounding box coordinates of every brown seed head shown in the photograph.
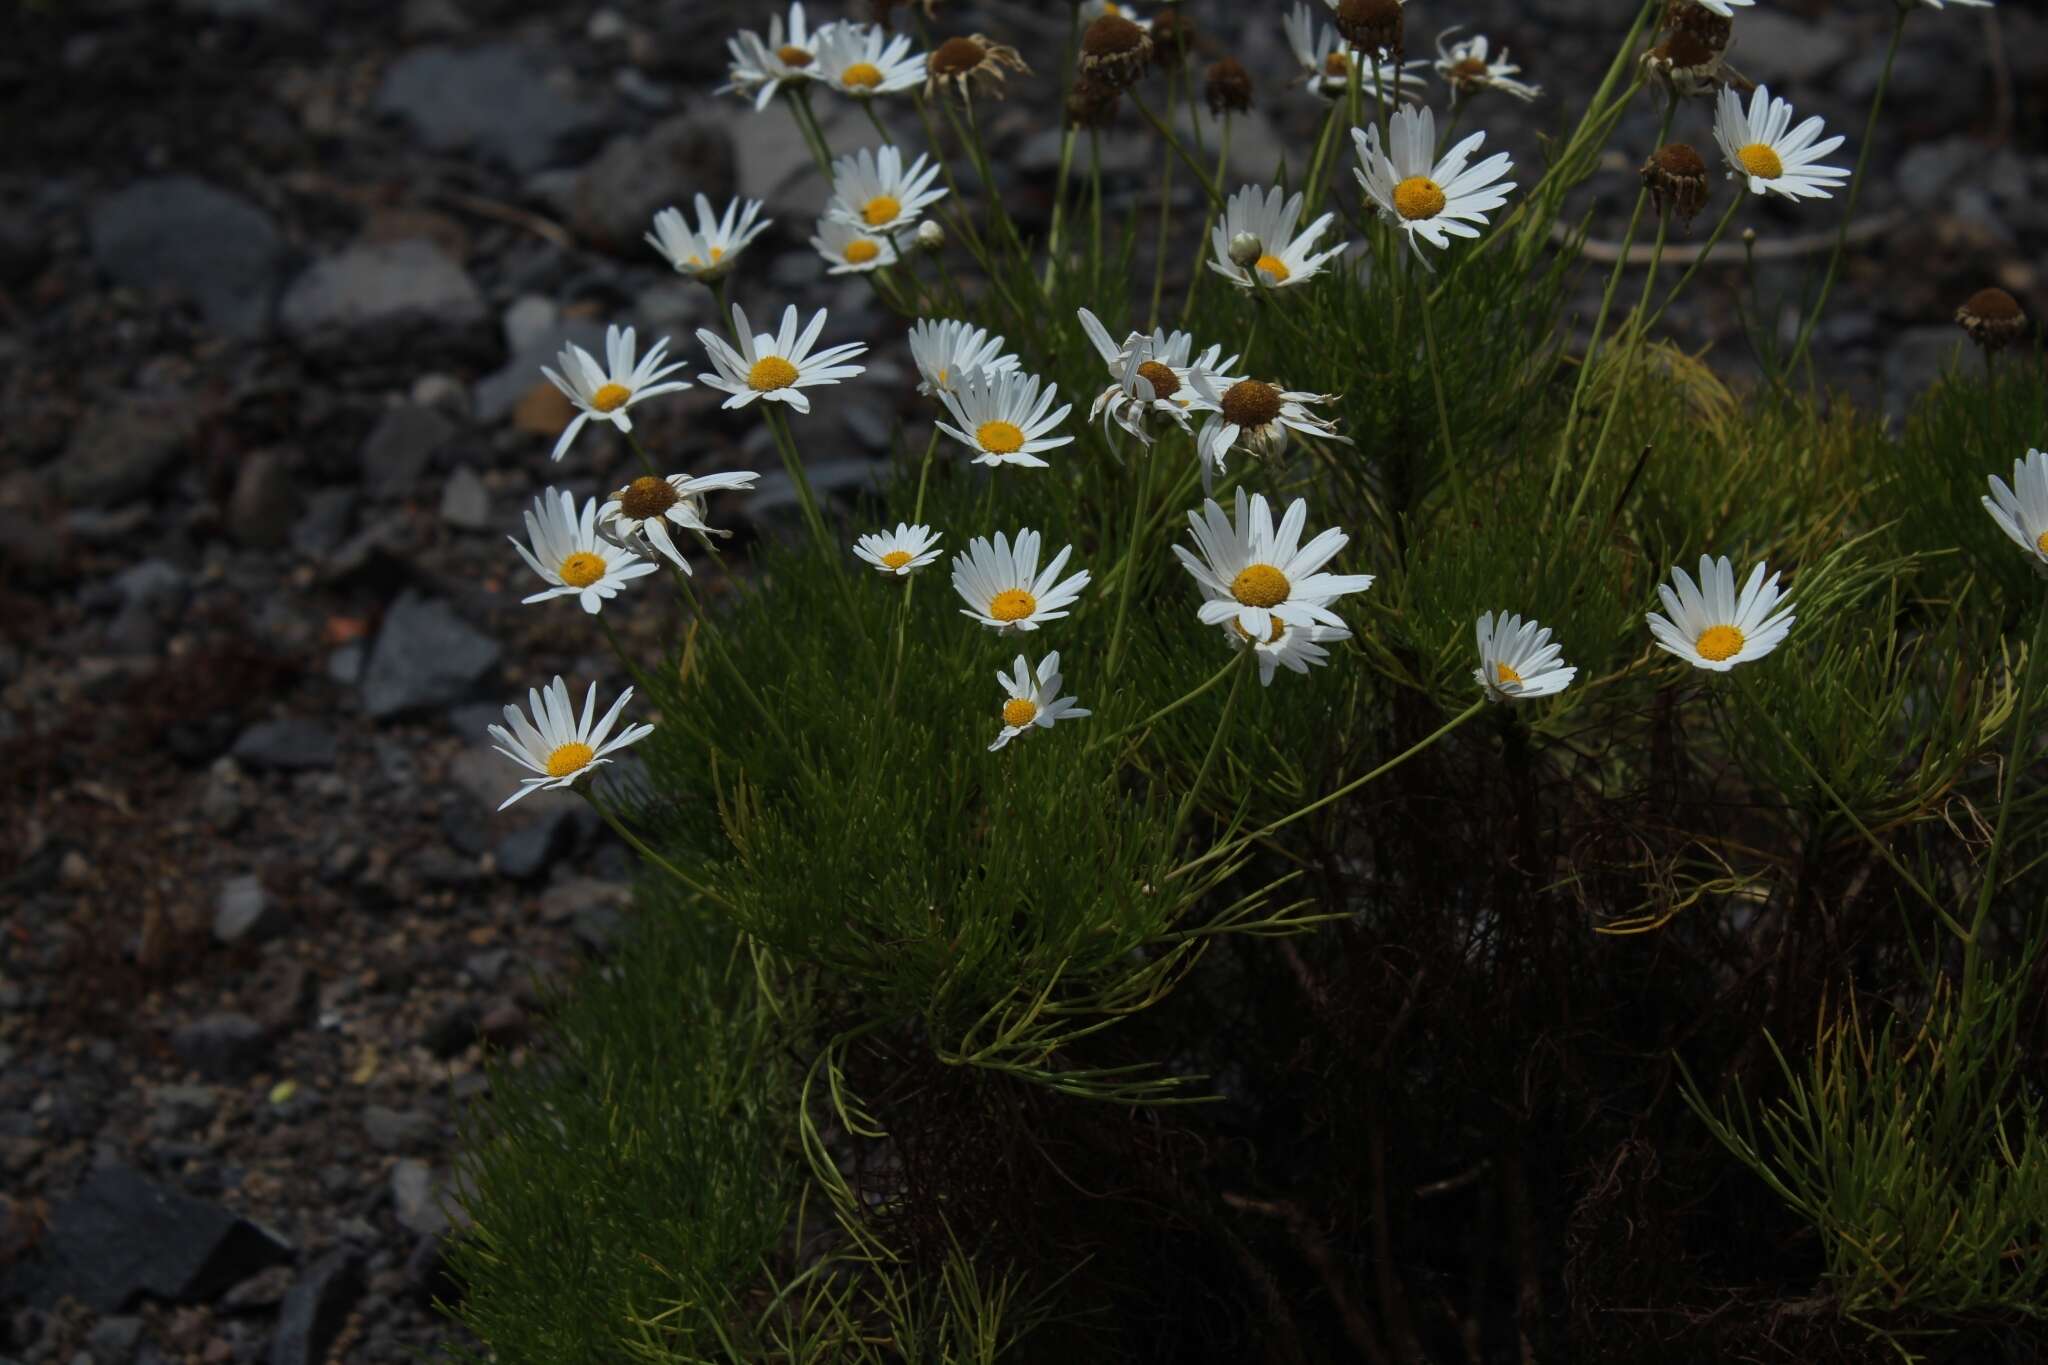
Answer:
[1641,142,1710,227]
[1641,29,1720,96]
[925,32,1029,100]
[1664,0,1733,53]
[930,35,988,78]
[1221,380,1284,429]
[1135,361,1180,401]
[1079,15,1152,92]
[618,476,680,522]
[1335,0,1404,57]
[1957,287,2027,352]
[1205,57,1253,114]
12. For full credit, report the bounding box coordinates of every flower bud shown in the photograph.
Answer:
[1228,232,1263,269]
[915,220,945,251]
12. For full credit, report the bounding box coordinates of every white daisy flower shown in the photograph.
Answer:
[1473,612,1576,701]
[825,145,948,236]
[934,369,1073,469]
[1186,371,1349,491]
[487,676,656,811]
[509,487,659,615]
[540,325,693,464]
[1283,2,1429,104]
[721,3,827,112]
[1223,613,1354,687]
[1079,0,1150,30]
[810,217,899,274]
[1173,488,1376,641]
[646,195,772,282]
[695,303,868,414]
[1646,555,1795,672]
[1352,106,1515,261]
[908,318,1020,397]
[1075,308,1235,444]
[1713,84,1849,202]
[1207,184,1348,291]
[1435,31,1541,102]
[1981,448,2048,576]
[1681,0,1755,16]
[854,523,944,576]
[813,21,926,97]
[598,470,761,573]
[952,529,1091,633]
[988,652,1091,751]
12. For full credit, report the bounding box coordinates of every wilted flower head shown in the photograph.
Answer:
[925,32,1029,102]
[1204,57,1254,114]
[1957,287,2027,352]
[1641,143,1710,227]
[1079,14,1153,93]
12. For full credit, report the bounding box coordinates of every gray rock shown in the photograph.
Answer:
[327,642,365,688]
[148,1084,218,1137]
[87,177,288,338]
[362,1106,437,1151]
[52,394,198,508]
[228,450,298,547]
[375,44,607,175]
[291,487,358,558]
[170,1013,272,1079]
[359,404,457,497]
[213,875,288,945]
[233,718,338,771]
[89,1315,146,1364]
[278,240,485,345]
[1726,11,1847,87]
[1897,136,1976,211]
[268,1249,362,1365]
[112,558,189,615]
[390,1160,449,1238]
[401,0,470,39]
[0,506,66,583]
[179,0,302,18]
[0,1165,293,1311]
[439,465,491,529]
[570,116,734,253]
[501,295,559,353]
[473,319,606,423]
[359,590,501,719]
[496,806,584,881]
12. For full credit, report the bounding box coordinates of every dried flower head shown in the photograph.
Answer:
[1957,287,2027,353]
[925,33,1029,102]
[1640,29,1720,97]
[1066,74,1122,129]
[1664,0,1735,53]
[1150,9,1197,69]
[1334,0,1404,59]
[1205,57,1253,114]
[1079,15,1153,93]
[1641,142,1710,227]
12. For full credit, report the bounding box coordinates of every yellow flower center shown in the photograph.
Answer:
[590,382,632,412]
[1392,176,1447,221]
[988,588,1037,621]
[977,419,1026,454]
[841,60,883,88]
[1735,142,1783,180]
[1324,51,1350,76]
[1230,563,1290,608]
[2037,530,2048,555]
[777,44,812,67]
[1496,661,1523,686]
[748,355,800,391]
[558,552,608,589]
[1253,253,1291,282]
[1450,56,1489,83]
[881,549,914,568]
[545,741,595,778]
[861,194,902,226]
[1002,697,1039,727]
[1695,624,1745,662]
[618,475,679,521]
[681,245,726,270]
[1230,619,1288,644]
[842,238,882,264]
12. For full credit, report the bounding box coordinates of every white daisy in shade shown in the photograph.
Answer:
[988,652,1091,751]
[908,318,1019,397]
[510,487,659,614]
[952,529,1091,633]
[1226,614,1354,687]
[487,676,656,811]
[1682,0,1754,15]
[1174,487,1376,641]
[810,217,899,274]
[825,145,948,236]
[1186,371,1348,490]
[598,470,761,573]
[934,369,1073,469]
[854,523,943,576]
[1207,184,1348,291]
[1352,106,1515,261]
[1079,0,1150,29]
[1435,31,1540,102]
[1282,2,1428,104]
[1713,84,1849,202]
[540,325,693,463]
[646,195,771,282]
[814,21,926,97]
[1647,555,1795,672]
[1473,611,1576,701]
[1075,308,1234,444]
[696,303,868,414]
[721,4,826,111]
[1981,448,2048,576]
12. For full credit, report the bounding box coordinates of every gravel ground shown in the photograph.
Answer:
[1,0,2040,1361]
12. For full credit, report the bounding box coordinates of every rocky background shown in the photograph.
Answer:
[1,0,2040,1362]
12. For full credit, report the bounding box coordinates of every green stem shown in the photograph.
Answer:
[1171,650,1253,839]
[1129,90,1222,209]
[1416,271,1472,524]
[1180,113,1233,324]
[1088,654,1239,755]
[1564,203,1672,528]
[583,790,737,913]
[764,405,836,562]
[1641,191,1742,335]
[785,85,836,180]
[1103,433,1152,684]
[1787,7,1905,372]
[596,612,656,696]
[1961,605,2047,1010]
[1149,70,1179,330]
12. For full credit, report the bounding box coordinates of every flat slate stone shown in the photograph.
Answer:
[359,590,501,719]
[88,177,289,338]
[278,240,484,344]
[375,44,606,174]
